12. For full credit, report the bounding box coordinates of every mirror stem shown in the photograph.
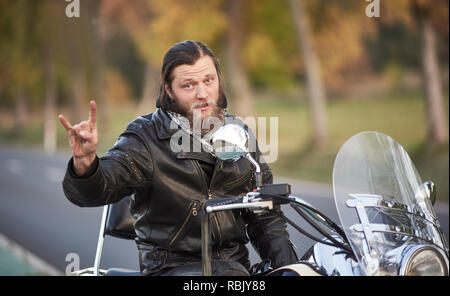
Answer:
[246,153,262,189]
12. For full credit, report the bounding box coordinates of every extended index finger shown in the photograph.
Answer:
[58,114,73,131]
[89,100,97,125]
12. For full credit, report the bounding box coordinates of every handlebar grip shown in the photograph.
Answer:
[204,196,243,209]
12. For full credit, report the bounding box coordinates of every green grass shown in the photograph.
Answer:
[1,90,448,202]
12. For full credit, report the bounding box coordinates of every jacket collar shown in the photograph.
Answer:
[153,108,179,140]
[152,108,217,165]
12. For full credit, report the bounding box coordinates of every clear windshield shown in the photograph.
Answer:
[333,131,448,275]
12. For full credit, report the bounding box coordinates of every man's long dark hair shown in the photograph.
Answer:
[156,40,227,112]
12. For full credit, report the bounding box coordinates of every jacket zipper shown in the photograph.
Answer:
[208,189,223,247]
[168,201,198,246]
[193,160,224,248]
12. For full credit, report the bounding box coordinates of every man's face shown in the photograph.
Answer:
[165,55,221,123]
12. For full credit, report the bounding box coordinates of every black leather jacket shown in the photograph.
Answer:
[62,108,298,275]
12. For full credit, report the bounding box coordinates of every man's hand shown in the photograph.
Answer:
[58,100,98,176]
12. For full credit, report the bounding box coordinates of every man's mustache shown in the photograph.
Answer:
[190,99,217,111]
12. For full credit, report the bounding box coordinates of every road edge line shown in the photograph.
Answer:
[0,232,63,276]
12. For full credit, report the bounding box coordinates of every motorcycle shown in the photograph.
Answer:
[203,124,449,276]
[72,124,449,276]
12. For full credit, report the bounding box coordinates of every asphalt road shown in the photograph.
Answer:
[0,145,448,274]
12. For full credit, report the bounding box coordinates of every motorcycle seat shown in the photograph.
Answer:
[105,195,137,240]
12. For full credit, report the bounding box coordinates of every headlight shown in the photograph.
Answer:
[403,246,448,276]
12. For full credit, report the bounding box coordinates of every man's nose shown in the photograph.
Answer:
[196,83,207,99]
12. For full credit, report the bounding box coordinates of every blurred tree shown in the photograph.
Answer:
[99,0,156,114]
[63,1,93,124]
[310,0,377,93]
[103,29,146,102]
[412,0,448,150]
[241,0,375,145]
[225,0,255,119]
[99,0,227,115]
[43,45,57,154]
[0,0,41,133]
[37,0,109,153]
[379,0,448,149]
[87,0,110,132]
[45,0,112,136]
[289,0,328,147]
[244,0,299,91]
[37,0,66,154]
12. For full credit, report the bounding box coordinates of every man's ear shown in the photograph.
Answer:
[165,84,173,99]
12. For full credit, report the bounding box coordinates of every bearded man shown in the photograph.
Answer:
[60,40,298,276]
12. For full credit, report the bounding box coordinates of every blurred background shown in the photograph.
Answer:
[0,0,448,275]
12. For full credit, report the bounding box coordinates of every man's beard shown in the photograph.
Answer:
[168,94,226,134]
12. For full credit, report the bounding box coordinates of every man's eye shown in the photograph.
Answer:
[184,84,193,89]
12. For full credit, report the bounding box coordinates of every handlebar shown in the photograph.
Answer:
[201,184,352,276]
[203,183,294,214]
[203,192,304,214]
[204,191,279,214]
[205,199,274,213]
[203,190,350,248]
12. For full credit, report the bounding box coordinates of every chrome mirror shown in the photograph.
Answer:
[415,181,437,206]
[424,181,437,206]
[212,123,248,161]
[212,123,262,188]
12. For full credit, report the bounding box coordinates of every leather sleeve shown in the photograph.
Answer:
[62,131,153,207]
[244,137,299,269]
[245,206,298,268]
